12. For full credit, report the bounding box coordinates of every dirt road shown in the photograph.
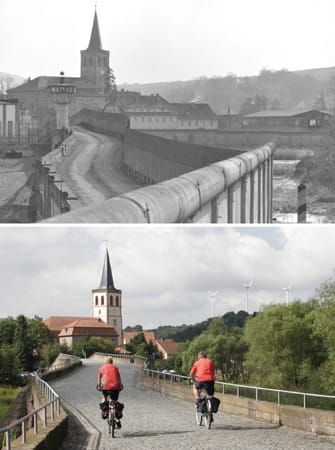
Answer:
[52,127,139,209]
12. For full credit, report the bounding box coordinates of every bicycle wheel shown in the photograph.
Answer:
[108,411,115,437]
[195,409,203,426]
[204,400,212,429]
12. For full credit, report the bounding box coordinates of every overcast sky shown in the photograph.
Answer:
[1,0,335,84]
[0,225,334,329]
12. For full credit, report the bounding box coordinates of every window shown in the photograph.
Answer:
[116,296,119,307]
[309,119,317,127]
[101,295,104,305]
[110,295,113,306]
[113,319,117,326]
[95,295,98,306]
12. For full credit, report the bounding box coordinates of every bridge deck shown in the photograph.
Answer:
[49,360,335,449]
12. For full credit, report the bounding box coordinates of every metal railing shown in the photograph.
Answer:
[143,368,335,410]
[0,373,61,450]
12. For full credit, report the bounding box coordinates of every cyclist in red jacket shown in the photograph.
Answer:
[97,356,123,424]
[190,351,215,401]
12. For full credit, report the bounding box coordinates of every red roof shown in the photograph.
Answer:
[123,331,156,344]
[58,318,118,338]
[43,316,84,332]
[155,339,180,356]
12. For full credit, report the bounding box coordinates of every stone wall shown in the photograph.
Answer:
[141,374,335,437]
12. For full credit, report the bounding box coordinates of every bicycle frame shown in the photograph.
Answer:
[195,387,213,429]
[107,398,117,437]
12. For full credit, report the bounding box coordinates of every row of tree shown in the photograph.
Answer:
[170,276,335,395]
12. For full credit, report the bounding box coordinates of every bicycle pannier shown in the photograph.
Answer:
[210,397,220,413]
[115,401,124,419]
[196,398,207,413]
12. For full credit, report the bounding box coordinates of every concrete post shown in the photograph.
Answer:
[298,183,307,223]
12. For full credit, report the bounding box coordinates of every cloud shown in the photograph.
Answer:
[0,226,334,328]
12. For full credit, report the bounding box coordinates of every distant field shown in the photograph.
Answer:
[0,386,18,421]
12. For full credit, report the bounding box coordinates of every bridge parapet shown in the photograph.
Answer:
[0,373,66,450]
[143,369,335,437]
[45,142,275,223]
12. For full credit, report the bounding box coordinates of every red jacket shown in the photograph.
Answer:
[98,363,121,390]
[191,357,215,382]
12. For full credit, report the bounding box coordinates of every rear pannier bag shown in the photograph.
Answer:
[210,397,220,413]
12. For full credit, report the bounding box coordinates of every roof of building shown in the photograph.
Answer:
[244,109,331,118]
[111,91,169,109]
[169,103,217,117]
[155,339,180,356]
[87,10,103,50]
[8,76,99,93]
[58,317,118,337]
[123,331,156,344]
[43,316,84,332]
[94,248,121,292]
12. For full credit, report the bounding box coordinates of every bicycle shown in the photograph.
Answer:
[193,383,213,429]
[97,387,124,438]
[106,395,119,437]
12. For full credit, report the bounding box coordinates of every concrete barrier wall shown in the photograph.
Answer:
[141,374,335,437]
[124,129,243,184]
[138,128,327,149]
[45,143,274,224]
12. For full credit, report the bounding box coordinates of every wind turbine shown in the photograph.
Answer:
[208,291,217,318]
[281,281,292,306]
[243,280,253,314]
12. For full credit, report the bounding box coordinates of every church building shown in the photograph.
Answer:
[7,9,110,131]
[44,246,122,347]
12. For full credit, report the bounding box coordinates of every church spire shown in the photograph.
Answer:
[99,247,116,290]
[87,9,102,50]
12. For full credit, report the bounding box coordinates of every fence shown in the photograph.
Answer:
[0,373,61,450]
[143,368,335,410]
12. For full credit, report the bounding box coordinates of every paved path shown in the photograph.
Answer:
[50,360,335,450]
[53,127,139,208]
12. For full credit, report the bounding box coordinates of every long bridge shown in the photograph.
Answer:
[36,110,275,224]
[3,358,335,449]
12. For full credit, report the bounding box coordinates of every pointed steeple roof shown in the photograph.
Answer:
[88,9,102,50]
[99,248,116,290]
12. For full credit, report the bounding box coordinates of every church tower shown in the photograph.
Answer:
[80,9,110,90]
[92,247,122,345]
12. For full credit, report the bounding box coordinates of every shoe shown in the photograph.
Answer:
[116,420,122,429]
[99,401,108,410]
[101,412,108,420]
[210,416,214,423]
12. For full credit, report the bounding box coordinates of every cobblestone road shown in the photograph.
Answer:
[50,360,335,450]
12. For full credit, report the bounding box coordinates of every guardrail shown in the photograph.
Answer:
[143,368,335,410]
[0,373,61,450]
[44,142,275,224]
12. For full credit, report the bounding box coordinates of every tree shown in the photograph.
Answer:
[0,317,17,345]
[14,315,33,371]
[244,301,326,389]
[176,317,248,382]
[0,74,15,98]
[104,67,117,102]
[0,345,21,385]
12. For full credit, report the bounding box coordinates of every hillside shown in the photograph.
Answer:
[120,67,335,114]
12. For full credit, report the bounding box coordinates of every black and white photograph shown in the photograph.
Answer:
[1,1,335,449]
[1,0,335,223]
